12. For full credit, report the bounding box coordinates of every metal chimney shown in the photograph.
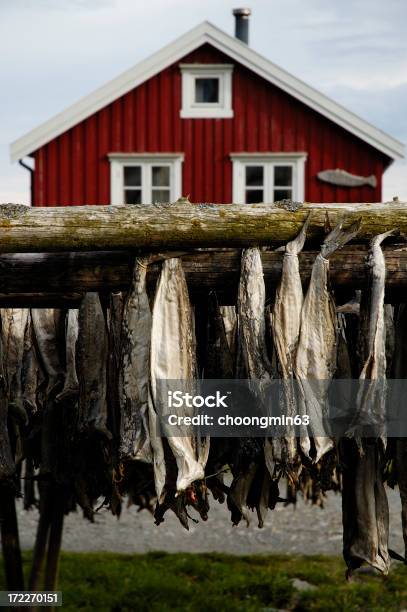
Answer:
[233,8,251,44]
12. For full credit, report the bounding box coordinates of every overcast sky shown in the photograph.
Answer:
[1,0,406,203]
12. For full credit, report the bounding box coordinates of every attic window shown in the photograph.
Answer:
[180,64,233,118]
[195,78,219,103]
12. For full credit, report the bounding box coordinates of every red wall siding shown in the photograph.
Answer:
[33,44,388,206]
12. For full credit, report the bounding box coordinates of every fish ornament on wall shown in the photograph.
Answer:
[317,168,377,188]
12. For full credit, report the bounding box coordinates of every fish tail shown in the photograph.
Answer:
[367,175,377,188]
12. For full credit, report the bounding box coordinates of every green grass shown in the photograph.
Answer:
[2,551,407,611]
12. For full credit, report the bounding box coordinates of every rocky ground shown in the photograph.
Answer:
[16,487,404,557]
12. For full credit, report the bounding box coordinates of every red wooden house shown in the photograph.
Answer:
[10,12,404,207]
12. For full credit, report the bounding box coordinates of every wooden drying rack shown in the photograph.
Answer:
[0,199,405,306]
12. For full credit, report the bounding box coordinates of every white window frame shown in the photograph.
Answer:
[108,153,184,205]
[180,64,234,119]
[231,153,307,204]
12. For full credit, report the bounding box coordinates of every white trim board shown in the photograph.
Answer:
[10,21,404,162]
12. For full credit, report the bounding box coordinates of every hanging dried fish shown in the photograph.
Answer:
[1,309,29,420]
[56,309,79,403]
[342,229,396,576]
[77,294,110,438]
[228,248,275,526]
[21,313,42,416]
[392,304,407,561]
[237,248,273,387]
[107,292,125,442]
[295,219,360,462]
[341,438,390,575]
[272,216,310,468]
[150,258,208,495]
[0,312,14,480]
[31,309,65,398]
[352,230,398,445]
[31,309,66,476]
[119,258,152,464]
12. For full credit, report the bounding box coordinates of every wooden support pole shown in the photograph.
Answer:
[43,496,64,594]
[0,201,405,252]
[28,482,52,592]
[0,485,24,591]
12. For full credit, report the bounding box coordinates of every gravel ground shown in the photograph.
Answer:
[16,487,404,557]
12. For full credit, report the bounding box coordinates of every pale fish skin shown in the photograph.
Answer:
[150,258,208,495]
[295,220,360,462]
[272,216,310,465]
[342,230,396,575]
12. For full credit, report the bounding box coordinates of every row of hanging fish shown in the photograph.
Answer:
[1,216,407,577]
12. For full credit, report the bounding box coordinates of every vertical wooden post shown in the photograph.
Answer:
[0,485,24,590]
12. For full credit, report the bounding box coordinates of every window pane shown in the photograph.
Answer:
[152,189,170,203]
[245,166,263,186]
[274,166,292,186]
[245,189,264,204]
[195,78,219,103]
[152,166,170,187]
[274,189,292,201]
[125,189,142,204]
[124,166,141,186]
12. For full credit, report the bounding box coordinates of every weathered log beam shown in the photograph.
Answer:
[0,247,405,306]
[0,201,405,252]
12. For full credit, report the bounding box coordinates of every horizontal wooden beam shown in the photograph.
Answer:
[0,201,405,252]
[0,246,405,306]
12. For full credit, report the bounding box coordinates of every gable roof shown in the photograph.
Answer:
[10,21,404,162]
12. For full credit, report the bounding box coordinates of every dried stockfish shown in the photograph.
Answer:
[107,292,125,442]
[31,309,64,398]
[22,313,42,416]
[295,219,360,462]
[388,303,407,561]
[342,230,396,576]
[1,309,29,419]
[119,258,152,463]
[150,258,208,495]
[56,309,79,403]
[341,438,390,575]
[77,294,110,438]
[229,249,274,525]
[272,216,310,468]
[237,248,273,388]
[0,312,14,480]
[31,309,66,476]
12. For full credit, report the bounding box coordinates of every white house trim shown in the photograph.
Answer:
[10,21,404,162]
[109,153,184,205]
[231,153,307,203]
